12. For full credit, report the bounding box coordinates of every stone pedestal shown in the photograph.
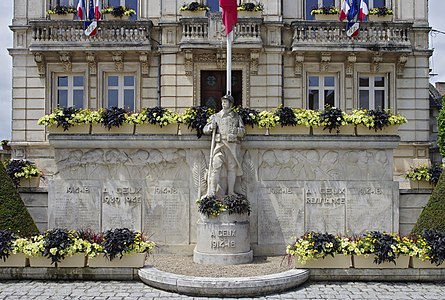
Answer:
[194,212,253,265]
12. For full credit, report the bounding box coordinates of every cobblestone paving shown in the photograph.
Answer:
[1,281,445,299]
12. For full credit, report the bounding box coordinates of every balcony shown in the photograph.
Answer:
[29,20,153,52]
[179,14,263,49]
[291,21,413,52]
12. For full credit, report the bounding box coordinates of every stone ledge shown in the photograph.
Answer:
[138,266,309,297]
[309,268,445,281]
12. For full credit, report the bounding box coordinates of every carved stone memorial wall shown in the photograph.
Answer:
[48,135,400,255]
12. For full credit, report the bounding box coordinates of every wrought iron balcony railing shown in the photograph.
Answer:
[29,20,153,52]
[291,20,413,52]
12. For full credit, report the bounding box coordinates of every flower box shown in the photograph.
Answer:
[0,253,27,267]
[409,180,433,190]
[29,254,86,268]
[178,125,196,135]
[314,14,339,21]
[103,14,130,21]
[180,10,207,17]
[369,15,393,22]
[49,14,74,20]
[19,176,40,188]
[355,125,399,136]
[411,257,445,269]
[91,124,135,134]
[267,126,310,135]
[245,126,266,135]
[238,11,262,18]
[295,254,352,269]
[135,124,178,135]
[48,124,91,134]
[352,255,410,269]
[311,125,355,135]
[88,253,147,268]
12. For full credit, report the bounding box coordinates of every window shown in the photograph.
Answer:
[50,0,76,7]
[109,0,138,20]
[358,75,387,110]
[56,75,84,108]
[106,75,135,111]
[364,0,388,8]
[308,75,336,110]
[306,0,335,20]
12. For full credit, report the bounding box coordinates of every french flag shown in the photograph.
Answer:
[339,0,350,22]
[358,0,369,21]
[94,0,101,20]
[219,0,238,36]
[77,0,86,20]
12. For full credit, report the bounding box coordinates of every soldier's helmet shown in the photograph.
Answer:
[221,94,235,105]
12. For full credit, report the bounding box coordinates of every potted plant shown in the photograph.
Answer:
[101,6,136,20]
[4,159,42,188]
[405,164,443,189]
[411,229,445,268]
[257,110,280,131]
[180,106,214,138]
[128,107,179,135]
[179,2,209,17]
[1,140,11,151]
[91,107,135,134]
[38,107,92,134]
[47,5,77,20]
[236,107,263,135]
[24,228,90,267]
[286,232,352,268]
[354,109,407,135]
[88,228,155,268]
[0,230,28,267]
[314,106,353,135]
[368,7,393,21]
[237,2,263,18]
[311,6,339,21]
[268,106,311,135]
[353,231,410,268]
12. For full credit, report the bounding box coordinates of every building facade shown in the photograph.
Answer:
[8,0,433,250]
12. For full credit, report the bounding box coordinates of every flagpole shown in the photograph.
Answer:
[226,31,233,95]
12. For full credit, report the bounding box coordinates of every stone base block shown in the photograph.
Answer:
[193,248,253,265]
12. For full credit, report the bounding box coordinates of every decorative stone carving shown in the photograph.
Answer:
[112,52,123,71]
[33,52,46,78]
[346,53,356,77]
[320,52,331,72]
[241,150,255,194]
[371,53,383,73]
[250,51,259,75]
[59,52,72,72]
[192,150,208,199]
[86,52,96,75]
[196,52,216,63]
[139,52,149,76]
[216,49,225,69]
[397,54,408,78]
[294,52,304,77]
[184,50,193,76]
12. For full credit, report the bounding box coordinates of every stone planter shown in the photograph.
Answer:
[180,10,207,17]
[353,255,410,269]
[355,125,399,136]
[29,254,86,267]
[91,124,135,134]
[267,126,310,135]
[409,180,433,190]
[245,126,266,135]
[19,176,40,188]
[88,253,147,268]
[295,254,351,269]
[177,124,196,135]
[369,15,393,22]
[48,124,91,134]
[311,125,355,135]
[0,253,27,267]
[135,124,178,135]
[237,11,262,18]
[103,14,131,21]
[314,14,339,21]
[410,257,445,268]
[48,14,75,21]
[194,212,253,265]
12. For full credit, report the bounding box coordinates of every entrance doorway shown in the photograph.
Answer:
[201,70,242,111]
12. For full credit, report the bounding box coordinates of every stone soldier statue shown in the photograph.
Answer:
[204,94,245,198]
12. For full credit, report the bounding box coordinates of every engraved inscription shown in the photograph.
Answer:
[102,186,142,205]
[210,228,236,249]
[305,188,347,207]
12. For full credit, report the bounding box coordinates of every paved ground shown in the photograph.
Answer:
[1,280,445,299]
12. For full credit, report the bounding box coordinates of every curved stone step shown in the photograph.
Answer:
[138,266,309,297]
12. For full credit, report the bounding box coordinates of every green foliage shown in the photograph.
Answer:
[179,2,209,11]
[47,5,77,15]
[438,98,445,157]
[4,159,41,187]
[0,163,39,236]
[412,171,445,234]
[181,106,214,138]
[223,193,251,215]
[405,164,444,185]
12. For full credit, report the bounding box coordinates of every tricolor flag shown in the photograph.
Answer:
[358,0,369,21]
[339,0,350,22]
[95,0,101,20]
[88,0,95,20]
[85,21,98,37]
[219,0,238,36]
[347,0,360,22]
[77,0,86,20]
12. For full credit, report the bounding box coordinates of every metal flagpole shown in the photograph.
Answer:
[226,31,233,95]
